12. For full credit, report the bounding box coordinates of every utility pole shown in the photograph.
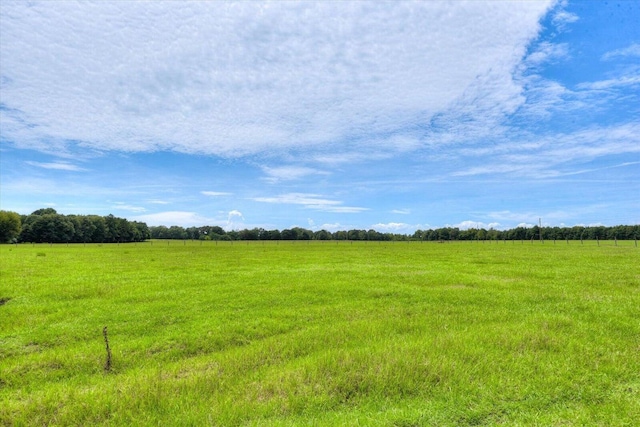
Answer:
[539,218,543,243]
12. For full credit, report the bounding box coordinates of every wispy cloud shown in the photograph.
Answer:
[576,75,640,91]
[602,43,640,61]
[316,223,345,232]
[260,166,329,183]
[252,193,367,213]
[524,42,569,68]
[451,220,501,230]
[131,211,218,227]
[25,161,87,171]
[201,191,233,197]
[372,222,412,232]
[452,122,640,179]
[552,11,578,29]
[112,203,146,213]
[484,206,613,226]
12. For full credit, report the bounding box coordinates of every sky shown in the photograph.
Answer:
[1,1,638,233]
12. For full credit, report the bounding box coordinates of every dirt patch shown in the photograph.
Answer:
[0,297,11,306]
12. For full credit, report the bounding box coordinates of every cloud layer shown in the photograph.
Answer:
[1,1,552,157]
[2,2,638,231]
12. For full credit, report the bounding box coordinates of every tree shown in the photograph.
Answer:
[30,207,58,216]
[150,226,169,239]
[0,211,22,243]
[239,228,259,240]
[280,229,296,240]
[167,226,187,240]
[266,229,281,240]
[292,227,313,240]
[314,229,331,240]
[21,213,75,243]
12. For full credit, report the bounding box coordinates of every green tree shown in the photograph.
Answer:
[239,228,259,240]
[88,216,107,242]
[21,213,75,243]
[266,229,281,240]
[0,211,22,243]
[314,229,331,240]
[280,229,295,240]
[30,207,58,216]
[292,227,313,240]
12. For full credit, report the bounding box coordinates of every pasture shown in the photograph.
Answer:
[1,240,638,426]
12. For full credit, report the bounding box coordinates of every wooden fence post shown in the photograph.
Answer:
[103,326,112,372]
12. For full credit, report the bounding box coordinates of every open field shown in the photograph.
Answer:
[1,240,639,426]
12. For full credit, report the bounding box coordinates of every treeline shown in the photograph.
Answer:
[411,225,640,241]
[150,224,640,242]
[150,225,404,241]
[1,208,638,244]
[0,208,150,243]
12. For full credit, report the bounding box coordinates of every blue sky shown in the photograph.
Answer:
[1,1,638,233]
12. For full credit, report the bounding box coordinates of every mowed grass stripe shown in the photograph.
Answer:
[0,241,638,426]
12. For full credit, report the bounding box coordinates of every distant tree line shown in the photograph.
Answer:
[149,225,403,241]
[1,208,638,244]
[0,208,150,243]
[410,225,640,241]
[150,224,640,242]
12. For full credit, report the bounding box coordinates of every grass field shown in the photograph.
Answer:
[1,240,638,426]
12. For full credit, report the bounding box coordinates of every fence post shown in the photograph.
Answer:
[103,326,112,372]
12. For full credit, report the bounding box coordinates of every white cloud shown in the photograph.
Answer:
[260,166,329,183]
[312,151,389,166]
[25,161,87,171]
[324,206,369,214]
[602,43,640,61]
[226,210,245,230]
[0,1,553,158]
[201,191,233,197]
[391,209,411,215]
[112,203,146,213]
[227,210,244,220]
[552,9,578,29]
[576,75,640,91]
[452,164,527,177]
[317,223,345,232]
[372,222,411,232]
[524,42,569,67]
[452,220,501,230]
[132,211,218,227]
[252,193,340,207]
[484,207,612,226]
[251,192,367,213]
[452,122,640,179]
[515,222,536,228]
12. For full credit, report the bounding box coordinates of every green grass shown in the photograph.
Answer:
[1,240,639,426]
